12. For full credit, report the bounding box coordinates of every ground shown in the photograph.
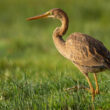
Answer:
[0,0,110,109]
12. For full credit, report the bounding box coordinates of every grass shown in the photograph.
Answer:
[0,0,110,109]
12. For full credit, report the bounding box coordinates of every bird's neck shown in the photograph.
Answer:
[53,15,69,36]
[52,14,69,58]
[60,15,69,36]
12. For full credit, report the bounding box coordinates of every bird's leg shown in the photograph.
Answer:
[84,73,95,101]
[94,73,99,94]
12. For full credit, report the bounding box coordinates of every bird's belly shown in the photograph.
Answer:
[74,63,106,74]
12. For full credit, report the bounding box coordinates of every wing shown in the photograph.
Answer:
[65,32,110,67]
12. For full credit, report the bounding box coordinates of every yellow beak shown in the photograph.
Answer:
[27,12,50,21]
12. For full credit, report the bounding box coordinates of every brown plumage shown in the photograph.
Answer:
[66,32,110,73]
[27,8,110,101]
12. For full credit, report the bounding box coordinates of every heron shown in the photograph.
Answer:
[27,8,110,101]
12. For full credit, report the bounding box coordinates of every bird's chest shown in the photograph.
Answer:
[65,42,89,60]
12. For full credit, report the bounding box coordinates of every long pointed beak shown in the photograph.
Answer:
[27,12,50,21]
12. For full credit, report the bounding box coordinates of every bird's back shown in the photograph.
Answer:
[65,32,110,73]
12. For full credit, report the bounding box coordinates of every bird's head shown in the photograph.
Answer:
[27,8,67,21]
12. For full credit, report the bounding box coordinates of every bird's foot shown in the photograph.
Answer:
[64,86,78,91]
[64,86,99,102]
[64,85,90,92]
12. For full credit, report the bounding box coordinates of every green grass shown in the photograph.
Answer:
[0,0,110,109]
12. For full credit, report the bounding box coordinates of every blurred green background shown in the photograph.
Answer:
[0,0,110,109]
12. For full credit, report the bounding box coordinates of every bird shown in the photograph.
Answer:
[27,8,110,101]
